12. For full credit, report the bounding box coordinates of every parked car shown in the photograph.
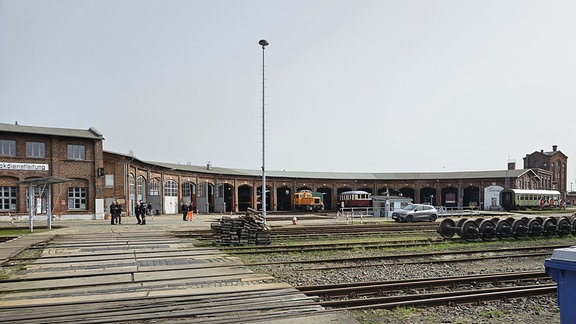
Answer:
[392,204,438,222]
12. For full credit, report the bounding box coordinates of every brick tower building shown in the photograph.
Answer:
[523,145,568,192]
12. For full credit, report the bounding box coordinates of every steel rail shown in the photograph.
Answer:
[319,284,556,309]
[224,240,443,254]
[245,244,566,266]
[296,251,553,271]
[297,271,550,296]
[222,237,441,250]
[176,223,439,239]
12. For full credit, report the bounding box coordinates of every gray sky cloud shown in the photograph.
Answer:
[1,0,574,188]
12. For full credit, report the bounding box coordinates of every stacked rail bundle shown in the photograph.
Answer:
[211,214,271,246]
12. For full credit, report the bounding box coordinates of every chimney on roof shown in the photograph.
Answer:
[207,161,211,170]
[508,161,516,170]
[541,149,544,153]
[553,145,558,152]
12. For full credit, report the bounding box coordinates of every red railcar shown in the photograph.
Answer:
[339,190,372,208]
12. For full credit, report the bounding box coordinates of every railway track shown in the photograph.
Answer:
[319,284,555,310]
[175,222,439,240]
[8,243,563,276]
[244,244,567,268]
[218,236,572,255]
[299,271,555,310]
[221,238,444,254]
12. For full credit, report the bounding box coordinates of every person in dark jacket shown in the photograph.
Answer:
[135,200,142,224]
[139,200,147,225]
[110,201,117,225]
[110,201,122,225]
[116,201,122,224]
[181,202,188,221]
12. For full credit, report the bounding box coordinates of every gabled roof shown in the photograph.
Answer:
[0,123,104,140]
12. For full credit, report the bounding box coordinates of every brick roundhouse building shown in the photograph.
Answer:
[0,123,569,220]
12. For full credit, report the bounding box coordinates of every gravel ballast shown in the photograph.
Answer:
[247,244,561,323]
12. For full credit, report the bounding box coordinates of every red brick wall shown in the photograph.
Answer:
[0,130,102,216]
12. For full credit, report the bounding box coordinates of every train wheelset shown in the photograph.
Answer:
[437,216,576,241]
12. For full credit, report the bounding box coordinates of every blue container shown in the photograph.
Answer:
[545,246,576,324]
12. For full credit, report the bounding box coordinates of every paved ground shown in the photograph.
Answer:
[0,213,359,323]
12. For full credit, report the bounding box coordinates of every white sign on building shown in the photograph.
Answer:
[0,162,49,171]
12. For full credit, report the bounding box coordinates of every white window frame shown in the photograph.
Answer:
[0,186,17,211]
[0,140,16,157]
[68,187,87,210]
[67,144,86,160]
[26,142,46,158]
[164,180,178,197]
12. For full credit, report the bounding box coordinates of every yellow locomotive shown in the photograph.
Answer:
[293,190,324,212]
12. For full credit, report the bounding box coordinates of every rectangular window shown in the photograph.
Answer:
[105,175,114,187]
[68,187,87,210]
[67,145,86,160]
[0,140,16,156]
[0,186,17,210]
[26,142,46,158]
[198,182,206,198]
[149,180,160,196]
[182,183,191,197]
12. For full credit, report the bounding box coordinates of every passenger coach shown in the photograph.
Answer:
[500,189,562,210]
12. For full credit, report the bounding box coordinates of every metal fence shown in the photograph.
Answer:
[437,206,481,217]
[336,205,482,222]
[337,207,373,223]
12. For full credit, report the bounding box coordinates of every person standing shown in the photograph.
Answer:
[135,200,142,224]
[188,202,194,220]
[116,201,122,224]
[139,200,147,225]
[147,202,152,216]
[181,202,188,221]
[110,201,122,225]
[110,201,117,225]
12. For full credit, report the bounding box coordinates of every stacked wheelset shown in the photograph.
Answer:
[437,216,576,241]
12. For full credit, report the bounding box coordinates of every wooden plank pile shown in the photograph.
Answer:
[211,211,271,246]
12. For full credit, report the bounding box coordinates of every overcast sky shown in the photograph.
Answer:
[1,1,575,188]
